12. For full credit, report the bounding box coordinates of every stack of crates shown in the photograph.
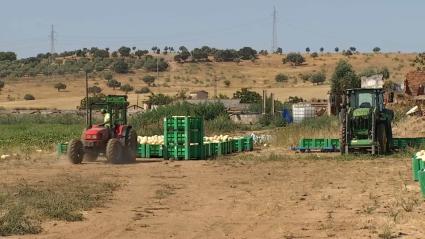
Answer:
[138,144,163,158]
[163,116,204,160]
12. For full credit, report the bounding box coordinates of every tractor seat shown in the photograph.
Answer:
[359,102,372,108]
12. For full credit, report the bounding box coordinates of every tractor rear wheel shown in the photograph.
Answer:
[339,109,347,155]
[83,151,99,162]
[68,139,84,164]
[124,129,138,163]
[106,138,123,164]
[377,124,388,154]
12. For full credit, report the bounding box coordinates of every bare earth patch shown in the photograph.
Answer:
[1,153,425,238]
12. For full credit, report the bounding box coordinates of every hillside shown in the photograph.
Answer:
[0,52,417,110]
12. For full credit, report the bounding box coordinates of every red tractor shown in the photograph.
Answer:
[67,95,138,164]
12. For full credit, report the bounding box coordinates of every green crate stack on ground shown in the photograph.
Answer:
[412,150,425,197]
[163,116,204,160]
[243,136,254,151]
[138,144,163,158]
[57,143,68,156]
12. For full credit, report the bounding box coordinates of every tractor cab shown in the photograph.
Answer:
[67,95,137,164]
[340,88,393,155]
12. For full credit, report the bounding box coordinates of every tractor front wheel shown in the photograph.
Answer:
[68,139,84,164]
[377,124,388,154]
[124,129,138,163]
[106,139,123,164]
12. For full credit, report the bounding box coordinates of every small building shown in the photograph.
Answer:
[189,90,209,100]
[405,71,425,96]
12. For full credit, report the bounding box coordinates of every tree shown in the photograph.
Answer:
[142,75,156,86]
[93,49,109,58]
[311,52,319,58]
[238,47,257,60]
[147,93,173,105]
[330,60,360,95]
[88,86,102,95]
[224,80,231,87]
[118,46,131,57]
[132,46,136,51]
[54,82,67,92]
[103,72,113,81]
[0,80,4,92]
[381,67,390,79]
[275,47,283,54]
[320,47,324,53]
[214,49,239,62]
[24,94,35,100]
[111,51,118,58]
[179,46,188,52]
[135,87,150,94]
[113,59,129,73]
[305,47,310,53]
[83,62,94,73]
[0,52,17,61]
[143,58,168,72]
[342,50,353,56]
[135,50,148,58]
[335,47,339,53]
[151,46,158,53]
[275,73,289,82]
[233,88,262,103]
[191,48,208,61]
[310,72,326,85]
[120,84,134,94]
[284,52,305,66]
[373,47,381,53]
[107,79,121,90]
[349,46,356,52]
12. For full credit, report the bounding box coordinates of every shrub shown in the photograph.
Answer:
[88,86,102,95]
[275,73,289,82]
[54,83,67,92]
[310,52,318,58]
[310,72,326,84]
[24,94,35,100]
[112,59,129,73]
[238,47,257,60]
[224,80,231,87]
[233,88,261,103]
[284,52,305,66]
[142,75,155,86]
[120,84,134,94]
[135,87,150,94]
[107,79,121,90]
[0,80,4,91]
[373,47,381,53]
[143,58,168,72]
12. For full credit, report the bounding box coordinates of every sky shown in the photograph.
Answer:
[1,0,424,58]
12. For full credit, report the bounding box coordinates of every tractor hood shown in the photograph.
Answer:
[352,108,371,117]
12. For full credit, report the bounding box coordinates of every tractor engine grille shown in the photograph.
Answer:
[351,116,370,138]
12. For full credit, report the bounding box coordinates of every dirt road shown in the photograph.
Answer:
[3,153,425,239]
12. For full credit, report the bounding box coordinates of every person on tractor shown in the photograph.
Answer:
[100,109,111,128]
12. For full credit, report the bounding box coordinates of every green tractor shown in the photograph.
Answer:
[67,95,138,164]
[340,88,394,155]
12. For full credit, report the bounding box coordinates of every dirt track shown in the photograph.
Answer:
[3,153,425,239]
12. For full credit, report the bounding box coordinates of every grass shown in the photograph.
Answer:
[273,116,339,147]
[0,174,119,236]
[0,124,83,152]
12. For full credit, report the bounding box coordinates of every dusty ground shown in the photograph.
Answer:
[2,150,425,239]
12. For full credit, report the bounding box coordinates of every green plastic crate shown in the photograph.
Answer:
[164,144,204,160]
[419,170,425,197]
[233,138,244,152]
[211,142,226,156]
[243,137,254,151]
[57,143,68,156]
[203,143,212,158]
[138,144,164,158]
[412,155,420,181]
[164,116,204,146]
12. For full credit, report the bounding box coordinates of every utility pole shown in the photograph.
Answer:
[271,93,275,116]
[262,90,267,115]
[49,24,56,57]
[214,76,218,98]
[85,71,89,127]
[271,6,277,53]
[156,57,159,80]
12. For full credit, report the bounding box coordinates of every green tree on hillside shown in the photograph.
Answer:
[335,47,339,53]
[310,72,326,85]
[113,59,129,73]
[107,79,121,90]
[233,88,262,103]
[305,47,310,53]
[191,48,208,61]
[373,47,381,53]
[330,60,360,95]
[320,47,324,53]
[142,75,156,86]
[120,84,134,94]
[88,86,102,96]
[118,46,131,57]
[0,52,17,61]
[275,47,283,54]
[284,52,305,66]
[54,83,67,92]
[238,47,257,60]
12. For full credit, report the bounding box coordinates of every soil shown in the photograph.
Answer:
[3,150,425,239]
